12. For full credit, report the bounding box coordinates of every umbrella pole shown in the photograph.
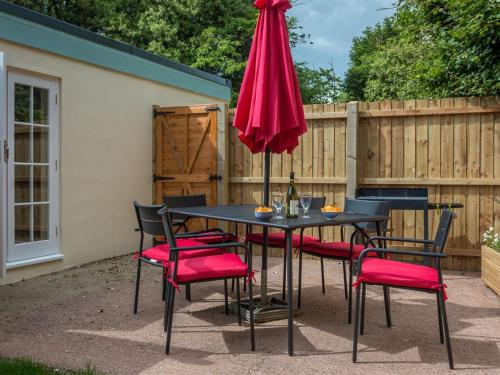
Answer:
[261,148,271,305]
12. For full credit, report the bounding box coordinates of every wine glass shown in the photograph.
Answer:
[300,193,312,218]
[272,191,284,219]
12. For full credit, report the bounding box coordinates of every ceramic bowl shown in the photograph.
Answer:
[254,210,273,221]
[321,211,339,220]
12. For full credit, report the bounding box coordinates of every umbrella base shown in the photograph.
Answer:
[229,295,301,323]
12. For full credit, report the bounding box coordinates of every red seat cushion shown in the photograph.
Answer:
[193,232,237,244]
[355,258,443,292]
[172,253,248,283]
[301,241,375,259]
[140,239,222,264]
[246,232,319,248]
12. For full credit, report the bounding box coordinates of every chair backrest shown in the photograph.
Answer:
[163,194,207,207]
[299,196,326,210]
[432,209,455,254]
[163,194,207,220]
[134,201,165,237]
[344,198,390,231]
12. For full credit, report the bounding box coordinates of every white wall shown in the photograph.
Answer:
[0,39,226,284]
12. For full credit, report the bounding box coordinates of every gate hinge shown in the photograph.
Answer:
[153,174,175,182]
[3,140,8,163]
[205,105,220,112]
[154,109,175,117]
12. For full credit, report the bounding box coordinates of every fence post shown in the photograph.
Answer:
[346,101,359,198]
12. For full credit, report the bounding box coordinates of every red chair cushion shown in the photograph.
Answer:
[355,258,443,291]
[172,253,248,283]
[193,232,237,244]
[246,232,319,248]
[301,241,375,259]
[140,239,222,263]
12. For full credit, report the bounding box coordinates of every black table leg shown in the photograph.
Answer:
[286,229,294,356]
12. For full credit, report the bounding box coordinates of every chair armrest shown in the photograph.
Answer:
[175,227,224,237]
[175,231,234,240]
[367,236,434,245]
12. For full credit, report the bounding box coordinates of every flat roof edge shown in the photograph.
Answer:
[0,0,231,89]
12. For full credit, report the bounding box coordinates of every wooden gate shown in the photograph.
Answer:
[153,105,221,208]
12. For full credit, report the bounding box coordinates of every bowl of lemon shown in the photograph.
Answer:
[321,205,341,219]
[255,206,273,221]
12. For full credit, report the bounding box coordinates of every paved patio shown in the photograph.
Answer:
[0,254,499,374]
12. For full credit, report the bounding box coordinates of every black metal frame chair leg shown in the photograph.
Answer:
[165,283,176,354]
[243,243,251,293]
[224,279,229,315]
[133,259,142,314]
[185,284,191,301]
[342,260,348,300]
[439,291,454,369]
[236,278,242,326]
[282,249,287,301]
[320,258,326,294]
[352,283,362,363]
[348,261,353,324]
[298,249,303,309]
[360,283,366,335]
[437,294,444,344]
[163,279,172,332]
[162,276,166,302]
[383,286,392,327]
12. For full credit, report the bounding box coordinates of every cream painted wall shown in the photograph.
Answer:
[0,40,226,284]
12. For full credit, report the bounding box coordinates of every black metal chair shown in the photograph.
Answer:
[245,196,326,299]
[298,198,389,323]
[159,206,255,354]
[133,202,233,313]
[352,209,455,369]
[164,194,238,244]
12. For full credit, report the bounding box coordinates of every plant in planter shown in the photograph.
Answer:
[481,227,500,295]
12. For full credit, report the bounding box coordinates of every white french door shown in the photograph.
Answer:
[6,72,59,263]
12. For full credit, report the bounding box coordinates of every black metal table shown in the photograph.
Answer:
[168,204,387,356]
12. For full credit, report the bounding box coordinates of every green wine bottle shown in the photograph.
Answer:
[286,171,299,218]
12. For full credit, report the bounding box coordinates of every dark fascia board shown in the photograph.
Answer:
[0,0,231,88]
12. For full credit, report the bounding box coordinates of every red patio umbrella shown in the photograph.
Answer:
[234,0,307,156]
[233,0,307,305]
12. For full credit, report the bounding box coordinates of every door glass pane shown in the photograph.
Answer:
[14,124,30,162]
[15,165,31,203]
[15,205,31,244]
[33,87,49,125]
[33,126,49,163]
[33,166,49,202]
[34,204,49,241]
[14,84,30,122]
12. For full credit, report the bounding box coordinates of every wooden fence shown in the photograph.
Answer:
[227,97,500,271]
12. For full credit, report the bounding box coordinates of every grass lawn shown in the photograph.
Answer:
[0,358,102,375]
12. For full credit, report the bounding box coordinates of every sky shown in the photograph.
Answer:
[288,0,396,78]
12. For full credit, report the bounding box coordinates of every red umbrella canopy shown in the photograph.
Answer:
[233,0,307,154]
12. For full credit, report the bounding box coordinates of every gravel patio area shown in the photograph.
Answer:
[0,254,499,374]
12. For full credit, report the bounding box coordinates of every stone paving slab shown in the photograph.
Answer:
[0,254,499,374]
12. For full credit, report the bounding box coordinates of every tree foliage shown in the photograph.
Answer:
[9,0,331,105]
[344,0,500,101]
[295,62,342,104]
